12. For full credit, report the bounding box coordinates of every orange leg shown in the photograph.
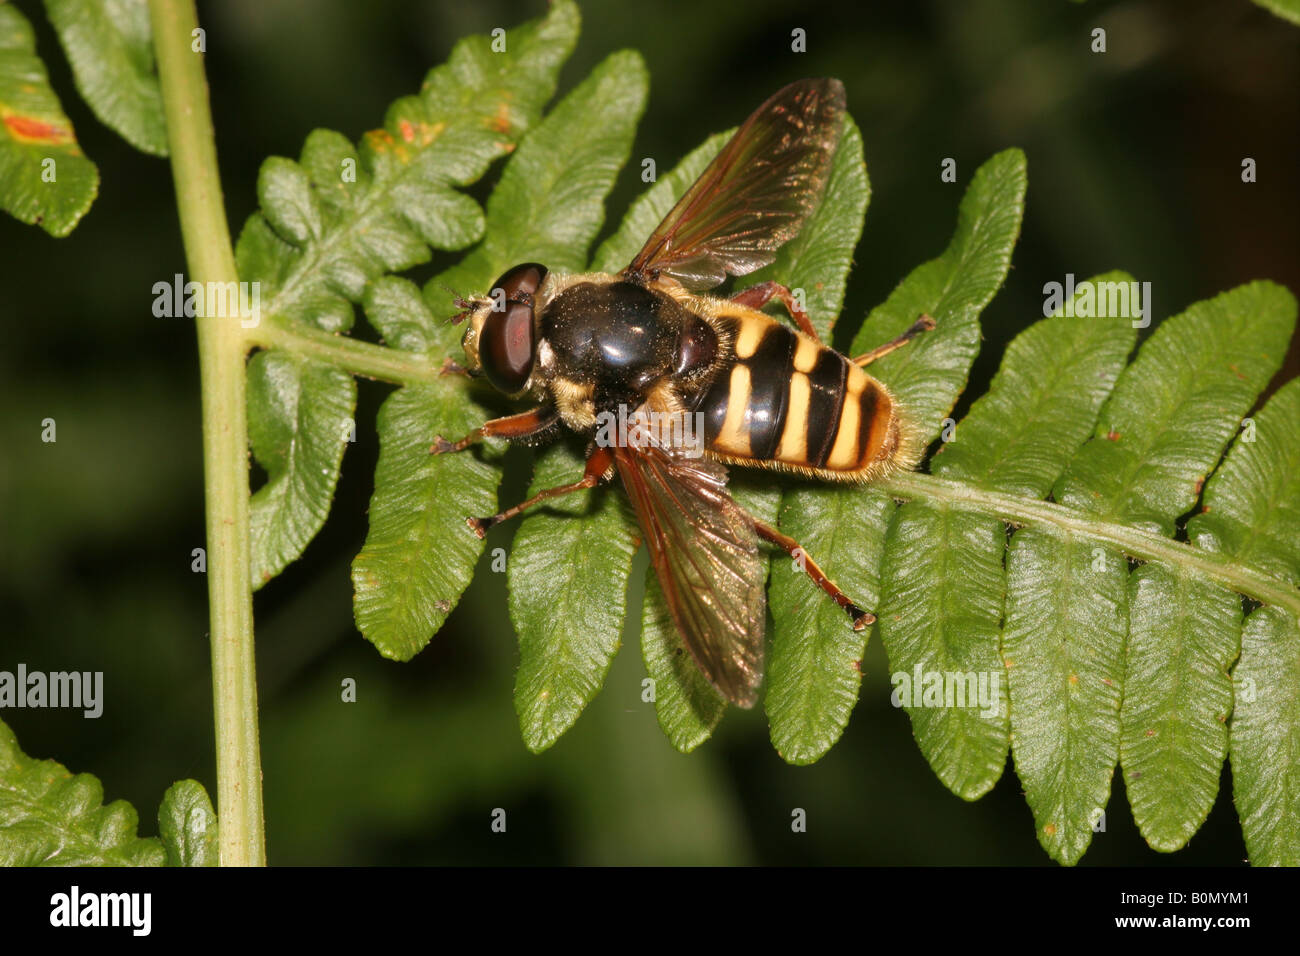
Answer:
[467,445,615,538]
[431,406,558,455]
[852,314,936,367]
[732,281,821,342]
[752,519,875,631]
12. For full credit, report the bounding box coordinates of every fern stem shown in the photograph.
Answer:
[150,0,265,866]
[251,320,445,384]
[879,471,1300,617]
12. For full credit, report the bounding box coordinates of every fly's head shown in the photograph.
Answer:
[459,262,550,396]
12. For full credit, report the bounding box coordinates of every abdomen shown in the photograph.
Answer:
[692,313,902,480]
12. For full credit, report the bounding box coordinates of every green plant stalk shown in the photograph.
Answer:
[150,0,265,865]
[251,319,446,384]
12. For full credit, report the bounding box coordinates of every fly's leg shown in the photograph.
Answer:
[431,406,558,455]
[752,518,875,631]
[852,314,936,367]
[466,445,615,538]
[731,281,821,342]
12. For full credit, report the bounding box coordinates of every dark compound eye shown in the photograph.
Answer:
[481,263,548,393]
[493,262,548,306]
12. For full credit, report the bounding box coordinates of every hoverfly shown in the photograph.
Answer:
[436,78,932,708]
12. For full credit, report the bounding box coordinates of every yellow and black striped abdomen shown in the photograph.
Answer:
[693,312,902,480]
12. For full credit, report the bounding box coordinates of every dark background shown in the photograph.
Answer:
[2,0,1297,865]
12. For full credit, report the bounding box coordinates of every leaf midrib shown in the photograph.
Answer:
[881,471,1300,618]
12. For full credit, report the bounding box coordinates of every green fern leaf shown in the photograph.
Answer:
[248,352,356,588]
[0,4,98,236]
[356,47,647,678]
[351,357,504,660]
[42,0,168,155]
[1189,379,1300,865]
[1005,281,1294,863]
[243,0,579,591]
[157,780,218,867]
[0,718,163,866]
[510,444,640,752]
[886,275,1136,801]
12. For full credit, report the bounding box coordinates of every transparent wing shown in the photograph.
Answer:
[624,78,845,291]
[615,442,765,707]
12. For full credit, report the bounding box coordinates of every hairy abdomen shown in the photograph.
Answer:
[692,314,902,481]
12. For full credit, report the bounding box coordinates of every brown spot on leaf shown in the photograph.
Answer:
[3,112,72,145]
[1044,823,1057,836]
[1144,728,1157,737]
[488,102,511,135]
[1068,673,1079,685]
[434,599,451,613]
[399,119,415,143]
[1105,428,1121,441]
[365,128,410,162]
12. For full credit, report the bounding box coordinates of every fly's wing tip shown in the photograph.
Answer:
[716,663,764,709]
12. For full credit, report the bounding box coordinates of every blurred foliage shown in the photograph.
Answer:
[1,0,1297,864]
[1251,0,1300,27]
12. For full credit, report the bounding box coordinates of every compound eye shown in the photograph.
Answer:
[482,300,536,393]
[480,263,548,394]
[492,262,548,306]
